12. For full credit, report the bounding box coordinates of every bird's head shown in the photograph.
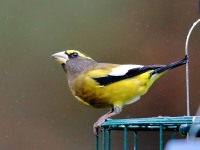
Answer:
[52,50,96,75]
[51,50,93,65]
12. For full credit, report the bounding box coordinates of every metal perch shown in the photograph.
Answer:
[185,18,200,116]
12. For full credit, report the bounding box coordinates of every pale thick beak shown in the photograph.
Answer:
[51,51,69,64]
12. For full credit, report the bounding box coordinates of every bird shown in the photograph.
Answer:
[51,50,188,134]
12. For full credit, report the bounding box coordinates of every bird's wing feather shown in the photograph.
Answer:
[108,65,143,76]
[90,64,165,86]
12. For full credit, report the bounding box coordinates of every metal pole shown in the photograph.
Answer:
[96,129,99,150]
[134,131,138,150]
[102,128,106,150]
[124,126,127,150]
[159,125,163,150]
[108,130,111,150]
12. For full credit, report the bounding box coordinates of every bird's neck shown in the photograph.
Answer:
[63,58,97,76]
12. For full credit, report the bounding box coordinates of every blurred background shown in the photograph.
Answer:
[0,0,199,149]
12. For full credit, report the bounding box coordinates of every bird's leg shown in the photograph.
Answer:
[93,106,121,134]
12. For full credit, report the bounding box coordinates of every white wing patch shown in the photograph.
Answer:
[109,65,143,76]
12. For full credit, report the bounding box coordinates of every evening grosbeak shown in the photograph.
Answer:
[52,50,188,134]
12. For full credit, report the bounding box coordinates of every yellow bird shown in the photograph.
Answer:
[52,50,188,133]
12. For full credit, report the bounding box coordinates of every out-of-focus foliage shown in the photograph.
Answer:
[0,0,199,149]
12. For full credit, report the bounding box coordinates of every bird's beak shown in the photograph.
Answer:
[51,51,69,64]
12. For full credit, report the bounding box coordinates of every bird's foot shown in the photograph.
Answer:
[93,117,106,135]
[93,106,121,135]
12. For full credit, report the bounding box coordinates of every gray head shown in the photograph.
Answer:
[52,50,97,76]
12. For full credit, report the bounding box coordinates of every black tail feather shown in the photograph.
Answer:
[152,55,188,75]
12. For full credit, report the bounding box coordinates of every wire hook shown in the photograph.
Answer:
[185,19,200,116]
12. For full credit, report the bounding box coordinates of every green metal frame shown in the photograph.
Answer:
[95,116,200,150]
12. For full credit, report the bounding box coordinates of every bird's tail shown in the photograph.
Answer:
[151,55,188,75]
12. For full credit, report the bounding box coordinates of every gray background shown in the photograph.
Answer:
[0,0,199,149]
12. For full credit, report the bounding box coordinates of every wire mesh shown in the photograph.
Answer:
[96,116,200,150]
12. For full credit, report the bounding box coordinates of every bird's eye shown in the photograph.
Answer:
[69,52,78,58]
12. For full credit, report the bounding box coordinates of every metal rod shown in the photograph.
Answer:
[185,19,200,116]
[159,125,163,150]
[171,131,175,140]
[124,126,127,150]
[96,129,99,150]
[134,131,138,150]
[108,129,111,150]
[102,128,106,150]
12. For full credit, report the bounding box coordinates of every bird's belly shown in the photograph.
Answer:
[72,76,150,108]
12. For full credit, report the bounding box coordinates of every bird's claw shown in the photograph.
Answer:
[93,124,100,136]
[93,117,106,135]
